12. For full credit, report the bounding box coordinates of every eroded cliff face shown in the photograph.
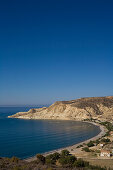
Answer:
[8,96,113,122]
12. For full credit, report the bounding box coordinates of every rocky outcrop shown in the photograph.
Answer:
[8,96,113,122]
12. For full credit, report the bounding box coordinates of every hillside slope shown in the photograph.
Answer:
[9,96,113,122]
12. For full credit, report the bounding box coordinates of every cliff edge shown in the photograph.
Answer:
[8,96,113,122]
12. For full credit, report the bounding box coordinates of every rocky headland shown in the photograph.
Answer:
[8,96,113,122]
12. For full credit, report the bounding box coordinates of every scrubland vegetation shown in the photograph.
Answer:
[0,150,110,170]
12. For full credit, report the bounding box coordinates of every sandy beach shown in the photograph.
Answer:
[25,121,107,162]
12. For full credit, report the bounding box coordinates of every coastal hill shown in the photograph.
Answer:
[9,96,113,122]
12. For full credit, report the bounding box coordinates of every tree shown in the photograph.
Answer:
[87,141,95,147]
[73,158,85,167]
[66,155,77,165]
[82,147,90,152]
[59,155,77,166]
[61,150,70,157]
[58,157,68,166]
[52,152,60,160]
[36,154,45,163]
[101,138,110,143]
[45,153,59,165]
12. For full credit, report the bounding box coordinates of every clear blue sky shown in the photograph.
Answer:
[0,0,113,106]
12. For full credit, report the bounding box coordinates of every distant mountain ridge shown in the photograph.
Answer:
[9,96,113,122]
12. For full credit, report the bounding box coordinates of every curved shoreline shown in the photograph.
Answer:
[25,121,107,162]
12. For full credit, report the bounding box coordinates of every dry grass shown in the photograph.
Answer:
[84,158,113,169]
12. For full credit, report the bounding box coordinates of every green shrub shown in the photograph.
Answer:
[66,155,76,165]
[73,158,88,167]
[87,141,95,147]
[94,139,100,145]
[58,157,68,166]
[45,153,60,165]
[59,155,77,166]
[101,138,110,143]
[61,149,70,157]
[90,149,95,152]
[36,154,45,163]
[46,158,55,165]
[104,131,110,137]
[100,122,113,131]
[82,147,90,152]
[52,152,60,160]
[11,157,20,163]
[76,144,83,148]
[95,150,100,153]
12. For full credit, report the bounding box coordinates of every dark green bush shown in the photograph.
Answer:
[45,153,60,165]
[101,138,110,143]
[94,139,100,145]
[36,154,45,163]
[100,122,113,131]
[76,144,83,148]
[87,140,95,147]
[61,149,70,157]
[104,131,110,137]
[45,158,55,165]
[52,152,60,160]
[82,147,90,152]
[58,157,68,166]
[59,155,77,166]
[73,158,86,167]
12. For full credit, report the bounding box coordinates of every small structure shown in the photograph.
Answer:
[100,149,111,157]
[100,143,104,147]
[110,131,113,136]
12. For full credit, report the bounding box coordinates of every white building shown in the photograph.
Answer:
[100,150,111,157]
[100,143,104,147]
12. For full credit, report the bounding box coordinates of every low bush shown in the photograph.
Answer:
[95,150,100,153]
[94,139,100,145]
[45,158,55,165]
[100,122,113,131]
[45,154,56,165]
[58,155,76,166]
[61,149,70,157]
[82,147,90,152]
[104,131,110,137]
[0,154,107,170]
[45,152,60,165]
[52,152,60,160]
[36,154,45,163]
[87,140,95,147]
[73,158,89,167]
[58,157,68,166]
[11,157,20,163]
[76,144,83,148]
[101,138,110,143]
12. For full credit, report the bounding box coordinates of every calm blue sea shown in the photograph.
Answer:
[0,107,100,159]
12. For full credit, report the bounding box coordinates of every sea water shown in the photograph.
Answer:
[0,107,100,159]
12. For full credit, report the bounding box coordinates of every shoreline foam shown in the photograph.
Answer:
[25,121,107,162]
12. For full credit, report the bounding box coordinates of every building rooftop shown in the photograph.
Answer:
[101,150,111,153]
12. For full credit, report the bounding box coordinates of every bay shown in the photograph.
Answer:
[0,107,100,159]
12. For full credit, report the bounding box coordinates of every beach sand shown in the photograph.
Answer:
[25,122,107,162]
